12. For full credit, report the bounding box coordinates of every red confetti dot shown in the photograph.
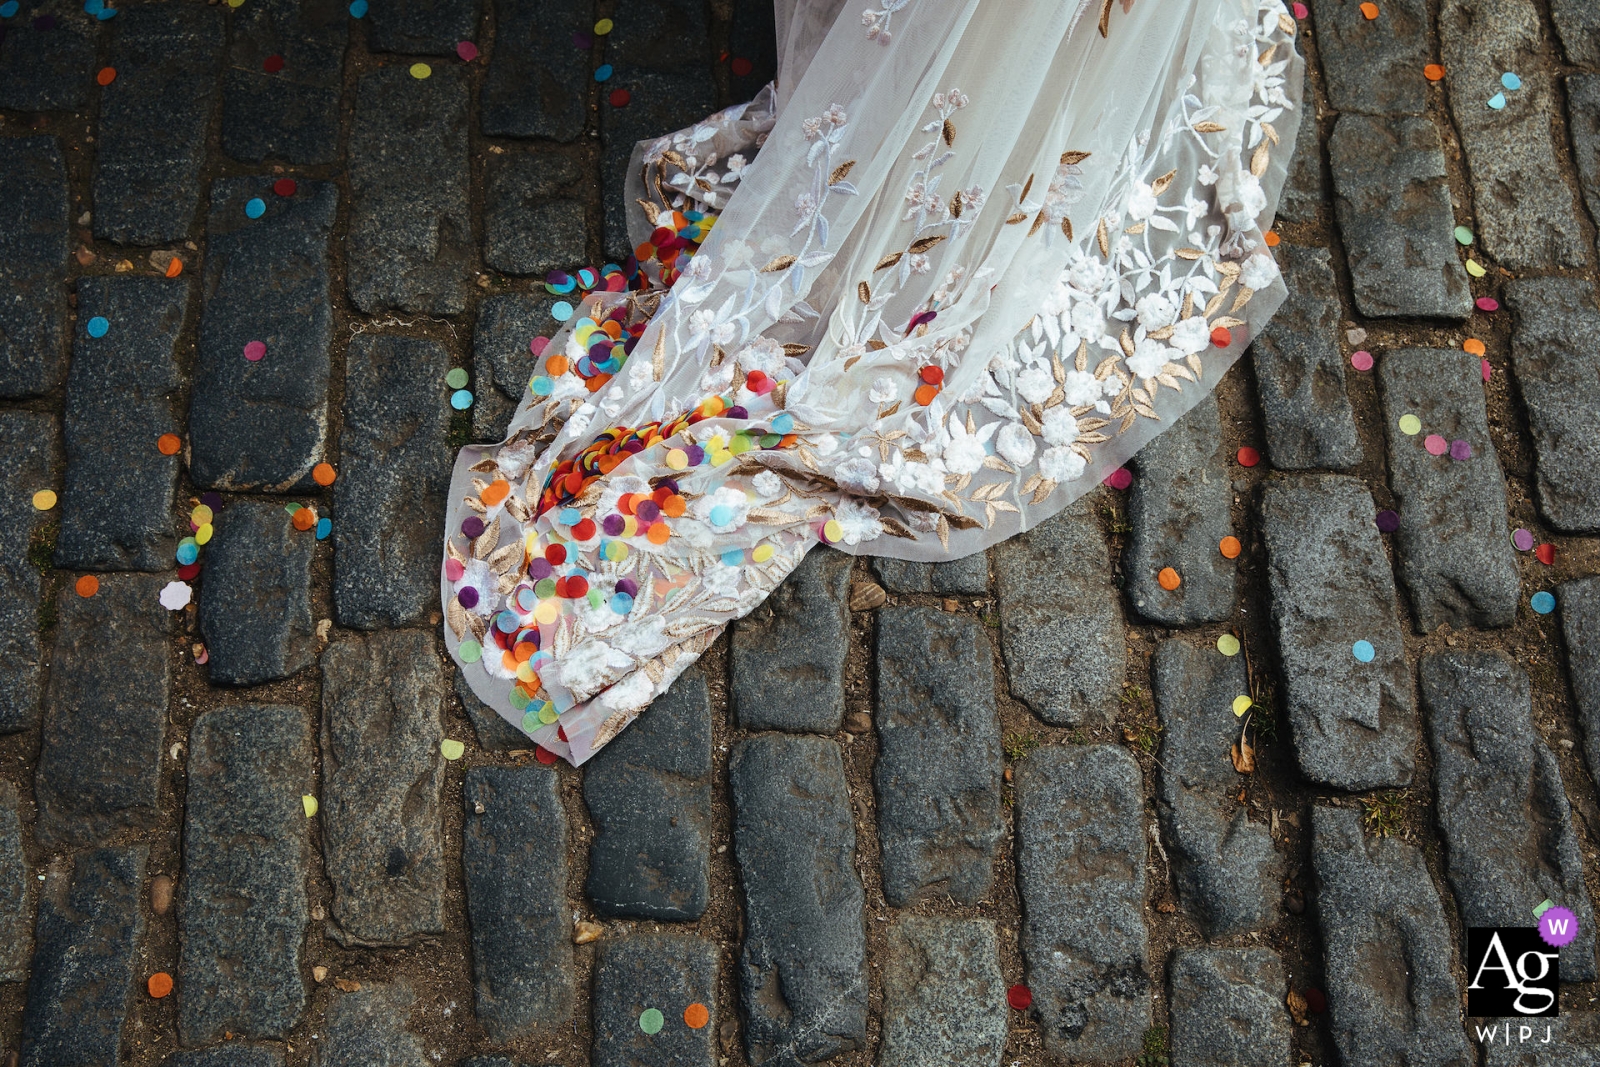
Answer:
[1211,326,1233,348]
[272,178,297,197]
[731,56,753,76]
[1536,543,1556,566]
[919,365,944,385]
[1237,446,1261,468]
[177,562,201,580]
[262,54,284,73]
[456,40,479,61]
[545,543,567,565]
[571,517,596,541]
[567,575,589,598]
[1007,984,1032,1011]
[535,745,559,764]
[96,66,117,86]
[608,88,631,108]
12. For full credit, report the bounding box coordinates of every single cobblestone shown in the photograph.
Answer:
[1552,0,1600,67]
[1503,278,1600,532]
[584,666,712,921]
[347,66,472,315]
[993,498,1125,726]
[221,0,347,165]
[731,547,851,733]
[1440,0,1590,272]
[1312,807,1469,1067]
[0,136,68,398]
[1420,651,1597,981]
[334,334,453,628]
[484,151,588,277]
[1014,744,1149,1064]
[367,0,478,54]
[454,667,527,750]
[592,933,718,1067]
[1259,475,1417,790]
[0,0,97,110]
[1127,395,1235,625]
[180,705,314,1044]
[869,551,988,596]
[34,574,170,848]
[320,630,445,946]
[463,765,574,1041]
[1275,75,1323,225]
[0,781,28,983]
[92,4,222,244]
[1378,348,1519,631]
[320,985,428,1067]
[729,734,866,1066]
[54,276,187,572]
[1151,639,1279,937]
[471,293,553,441]
[1559,576,1600,780]
[1328,114,1473,320]
[1250,245,1361,471]
[479,0,589,140]
[1312,0,1431,115]
[167,1048,284,1067]
[198,501,316,690]
[880,917,1007,1067]
[0,411,59,734]
[19,846,148,1067]
[874,606,1002,907]
[189,177,336,492]
[1167,948,1291,1067]
[1570,76,1600,234]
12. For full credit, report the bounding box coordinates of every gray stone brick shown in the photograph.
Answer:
[1312,0,1430,115]
[320,985,428,1067]
[180,705,313,1043]
[592,934,718,1067]
[321,630,445,945]
[54,276,188,572]
[0,411,59,734]
[1440,0,1589,271]
[993,497,1125,726]
[1378,349,1519,631]
[729,734,866,1065]
[0,781,29,983]
[1127,395,1235,625]
[348,66,472,315]
[1250,245,1361,471]
[472,293,555,441]
[221,0,347,165]
[1168,948,1291,1067]
[334,335,453,628]
[0,136,68,398]
[602,70,715,257]
[1553,0,1600,67]
[880,917,1007,1067]
[1559,576,1600,782]
[1275,74,1322,226]
[92,4,222,244]
[463,766,574,1040]
[0,0,97,111]
[584,667,712,921]
[1015,745,1149,1063]
[1503,278,1600,532]
[1151,639,1279,937]
[1420,651,1596,981]
[189,177,336,492]
[1258,475,1416,790]
[874,607,1002,907]
[484,151,589,277]
[366,0,478,55]
[454,667,526,750]
[870,551,988,596]
[1328,114,1473,320]
[34,574,170,848]
[1312,807,1469,1067]
[1570,75,1600,236]
[19,846,148,1067]
[731,547,851,733]
[198,500,317,686]
[166,1048,284,1067]
[480,0,589,140]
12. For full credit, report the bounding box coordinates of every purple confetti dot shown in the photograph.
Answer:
[658,478,680,494]
[201,491,223,509]
[635,499,661,523]
[615,577,639,598]
[685,444,706,465]
[1376,509,1400,532]
[727,405,748,419]
[1513,528,1534,551]
[528,557,553,580]
[462,515,485,539]
[458,586,479,609]
[602,514,625,536]
[1449,439,1472,461]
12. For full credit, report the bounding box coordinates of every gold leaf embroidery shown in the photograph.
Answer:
[1061,150,1091,166]
[746,507,804,526]
[1186,353,1205,379]
[773,380,788,408]
[798,444,819,471]
[1147,324,1176,340]
[866,339,888,351]
[879,401,901,418]
[1151,169,1177,195]
[858,281,872,304]
[472,516,501,559]
[1134,403,1160,419]
[1006,211,1029,225]
[829,160,857,184]
[843,355,862,371]
[951,190,963,218]
[1125,222,1146,235]
[1203,289,1229,318]
[881,515,917,538]
[760,255,797,272]
[1250,141,1270,178]
[463,495,486,515]
[1193,121,1227,134]
[447,597,468,640]
[1062,217,1074,241]
[1020,174,1034,202]
[1095,356,1120,380]
[937,514,950,550]
[637,197,660,224]
[982,456,1017,475]
[1120,409,1137,432]
[1174,247,1205,260]
[942,118,956,146]
[1046,385,1065,408]
[504,496,531,524]
[909,234,947,254]
[1278,12,1296,34]
[711,345,726,368]
[1262,121,1279,146]
[1028,210,1047,236]
[1078,417,1109,432]
[782,343,812,357]
[1157,372,1182,391]
[661,149,688,169]
[1078,431,1110,444]
[1213,315,1247,329]
[1031,478,1057,504]
[1098,0,1113,37]
[1022,473,1043,494]
[876,251,904,271]
[1230,285,1254,313]
[487,542,522,575]
[1164,361,1196,382]
[1076,340,1090,373]
[1119,329,1135,359]
[694,177,715,192]
[991,500,1019,515]
[1097,217,1111,258]
[1021,407,1042,435]
[445,538,466,564]
[468,457,498,473]
[1180,291,1195,319]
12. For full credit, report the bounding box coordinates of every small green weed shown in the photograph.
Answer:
[1136,1025,1169,1067]
[1003,732,1042,761]
[1361,790,1410,838]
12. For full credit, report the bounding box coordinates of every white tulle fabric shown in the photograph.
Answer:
[443,0,1306,763]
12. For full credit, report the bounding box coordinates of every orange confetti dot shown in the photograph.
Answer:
[1359,1,1379,17]
[913,383,939,406]
[684,1002,710,1029]
[546,354,569,377]
[662,494,687,517]
[1219,535,1242,559]
[646,522,671,545]
[96,66,116,86]
[1210,326,1233,348]
[1263,231,1281,247]
[481,479,510,506]
[1424,63,1445,81]
[292,507,317,531]
[586,373,611,392]
[1462,338,1486,356]
[164,256,183,278]
[156,433,182,455]
[148,972,173,999]
[1158,567,1182,591]
[312,462,336,486]
[75,574,100,598]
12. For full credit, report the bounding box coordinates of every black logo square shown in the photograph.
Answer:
[1467,927,1559,1017]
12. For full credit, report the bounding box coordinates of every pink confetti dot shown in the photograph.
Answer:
[1424,433,1448,456]
[1513,528,1534,551]
[243,340,267,362]
[1105,467,1133,490]
[456,40,478,61]
[1292,1,1308,16]
[1476,296,1499,312]
[1351,350,1373,372]
[1482,358,1492,382]
[529,336,550,356]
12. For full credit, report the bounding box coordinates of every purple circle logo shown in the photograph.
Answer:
[1539,906,1578,948]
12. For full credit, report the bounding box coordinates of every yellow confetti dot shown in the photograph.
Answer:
[1465,258,1486,277]
[594,17,613,34]
[410,62,432,79]
[302,794,318,818]
[1232,695,1253,716]
[441,738,465,760]
[823,519,844,542]
[32,489,57,511]
[752,543,774,563]
[226,0,244,7]
[665,448,689,470]
[195,522,214,545]
[1217,633,1241,657]
[538,704,559,724]
[535,599,560,624]
[191,504,213,525]
[1398,413,1422,435]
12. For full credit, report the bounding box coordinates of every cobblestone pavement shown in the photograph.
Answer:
[2,0,1600,1065]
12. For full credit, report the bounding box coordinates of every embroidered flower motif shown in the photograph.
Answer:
[751,470,782,497]
[1241,250,1281,289]
[1170,315,1212,354]
[869,375,899,403]
[1135,293,1178,330]
[833,498,884,544]
[1127,336,1170,380]
[943,419,995,475]
[836,455,881,493]
[1016,365,1056,405]
[1041,408,1080,446]
[996,421,1036,466]
[1062,369,1112,407]
[1040,445,1087,482]
[1126,181,1159,221]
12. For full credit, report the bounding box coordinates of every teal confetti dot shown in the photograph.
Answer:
[551,300,575,322]
[1487,92,1506,110]
[770,412,794,434]
[82,0,102,12]
[1501,71,1521,91]
[94,5,115,18]
[639,1008,664,1035]
[559,507,581,525]
[1531,590,1556,615]
[709,504,734,527]
[0,3,20,18]
[721,548,743,566]
[450,389,474,410]
[530,375,553,396]
[86,316,109,337]
[610,592,633,614]
[315,517,331,540]
[1453,225,1473,246]
[445,367,469,389]
[1352,640,1375,663]
[245,197,266,218]
[348,0,367,14]
[594,63,613,81]
[176,539,199,566]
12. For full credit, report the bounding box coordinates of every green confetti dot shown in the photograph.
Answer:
[1453,225,1473,246]
[441,738,465,760]
[446,367,469,389]
[1216,633,1240,657]
[639,1008,664,1035]
[458,639,482,663]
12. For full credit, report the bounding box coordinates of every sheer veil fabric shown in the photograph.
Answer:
[443,0,1306,764]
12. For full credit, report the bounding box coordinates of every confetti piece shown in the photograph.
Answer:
[410,62,431,79]
[1210,325,1233,348]
[459,639,482,663]
[263,53,284,72]
[1007,985,1033,1011]
[1501,72,1521,91]
[1376,509,1400,532]
[822,519,844,543]
[1465,258,1486,277]
[157,433,182,455]
[0,2,18,16]
[87,315,109,337]
[292,507,317,531]
[165,256,183,277]
[245,197,266,219]
[1531,591,1556,614]
[302,794,318,817]
[1292,1,1307,16]
[1346,327,1367,345]
[1487,92,1506,109]
[1157,567,1181,591]
[1219,535,1242,559]
[273,177,297,197]
[1398,414,1421,436]
[33,489,56,510]
[1481,358,1492,382]
[1359,1,1378,17]
[244,340,267,362]
[1217,633,1241,656]
[441,738,465,760]
[456,40,478,61]
[1352,639,1375,662]
[348,0,366,14]
[536,745,559,764]
[316,517,331,539]
[1462,338,1485,356]
[1424,433,1448,456]
[1105,467,1133,490]
[1351,350,1373,372]
[1449,439,1472,461]
[1232,694,1253,716]
[1513,528,1534,551]
[75,575,99,597]
[594,17,613,34]
[732,56,753,76]
[639,1008,664,1035]
[552,300,574,321]
[313,462,337,486]
[594,63,613,81]
[1424,63,1445,81]
[450,389,473,410]
[684,1003,709,1029]
[148,972,173,999]
[1534,898,1555,919]
[609,88,631,108]
[1453,225,1474,245]
[445,367,469,389]
[1236,446,1260,467]
[96,66,116,85]
[1264,230,1280,247]
[160,581,192,609]
[1536,543,1555,566]
[1476,296,1499,312]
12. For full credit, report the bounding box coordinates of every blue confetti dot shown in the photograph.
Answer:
[94,5,115,17]
[176,541,199,566]
[1531,591,1557,615]
[348,0,367,14]
[1487,92,1507,110]
[1501,71,1522,91]
[709,504,734,527]
[721,548,744,566]
[450,388,474,410]
[530,375,553,396]
[559,507,581,525]
[86,316,108,337]
[610,593,634,614]
[494,610,519,633]
[770,413,794,434]
[0,3,20,19]
[245,197,266,218]
[594,63,613,82]
[551,300,574,322]
[315,517,331,540]
[1352,640,1376,663]
[82,0,101,12]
